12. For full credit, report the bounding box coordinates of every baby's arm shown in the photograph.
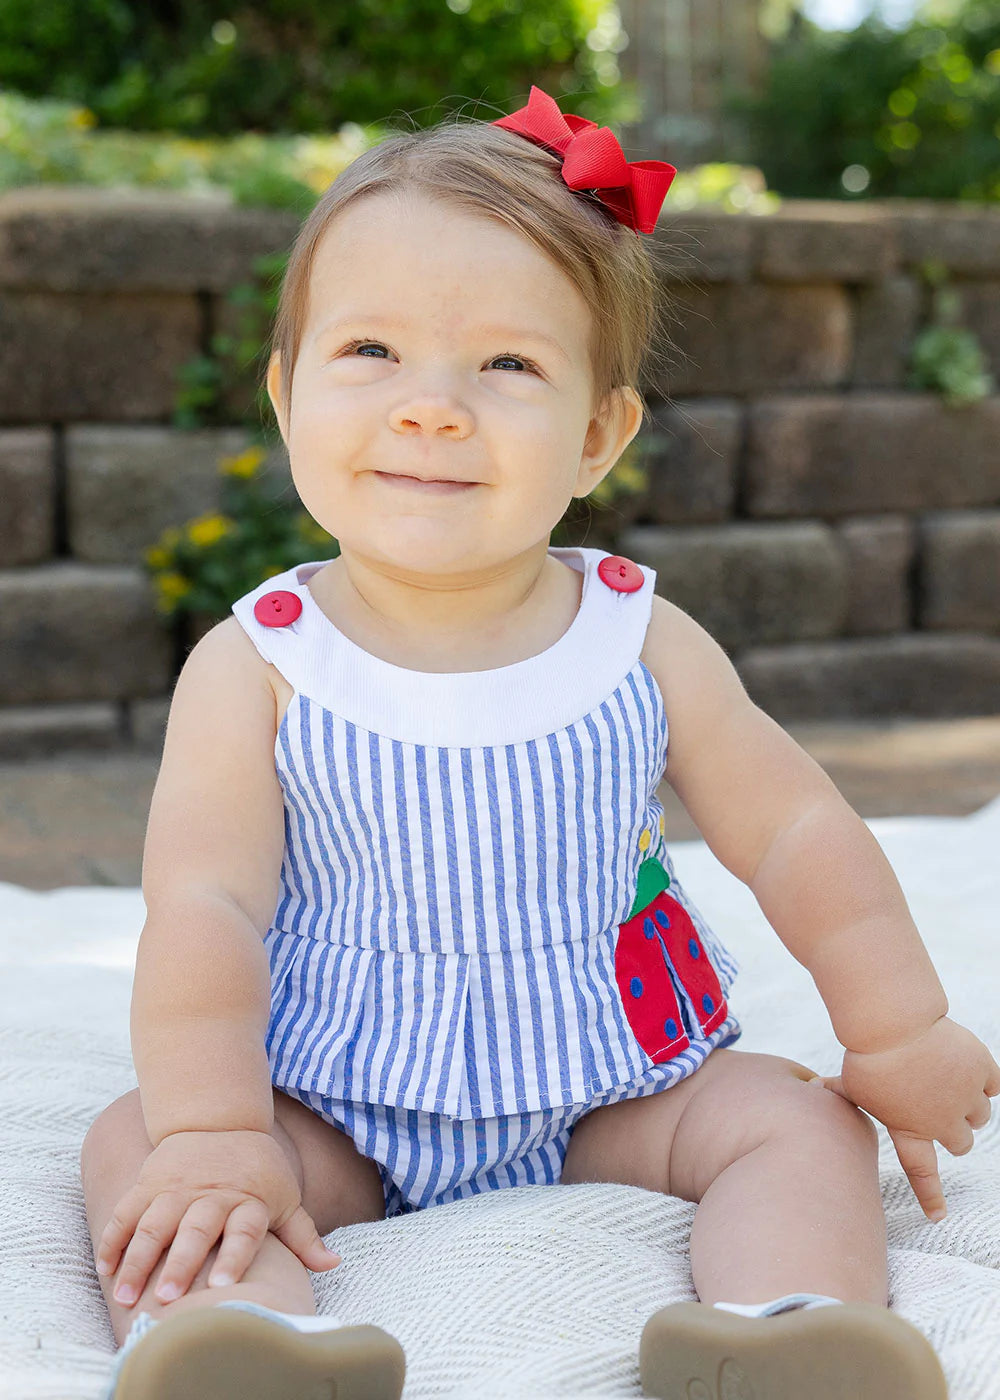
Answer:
[648,596,947,1054]
[648,597,1000,1216]
[132,619,286,1144]
[94,621,341,1303]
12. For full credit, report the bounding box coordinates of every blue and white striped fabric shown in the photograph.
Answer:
[231,545,742,1215]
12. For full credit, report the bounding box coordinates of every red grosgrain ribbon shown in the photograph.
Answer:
[492,84,676,235]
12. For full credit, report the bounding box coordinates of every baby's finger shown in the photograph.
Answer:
[152,1195,232,1304]
[967,1092,992,1131]
[887,1127,946,1222]
[939,1119,975,1156]
[204,1198,271,1290]
[112,1194,188,1307]
[271,1203,343,1274]
[97,1183,155,1276]
[984,1053,1000,1098]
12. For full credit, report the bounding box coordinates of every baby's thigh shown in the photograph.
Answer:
[562,1049,832,1201]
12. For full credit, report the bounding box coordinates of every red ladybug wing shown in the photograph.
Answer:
[649,892,729,1038]
[614,906,690,1063]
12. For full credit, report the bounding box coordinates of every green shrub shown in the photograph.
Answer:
[907,259,996,405]
[142,445,338,623]
[0,86,370,204]
[0,0,628,136]
[729,0,1000,201]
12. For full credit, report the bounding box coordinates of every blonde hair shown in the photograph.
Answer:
[264,111,676,434]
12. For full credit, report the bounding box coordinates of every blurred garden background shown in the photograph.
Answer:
[0,0,999,885]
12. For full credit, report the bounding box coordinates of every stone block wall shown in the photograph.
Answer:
[0,186,998,757]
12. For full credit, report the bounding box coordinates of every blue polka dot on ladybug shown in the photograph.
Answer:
[613,854,729,1063]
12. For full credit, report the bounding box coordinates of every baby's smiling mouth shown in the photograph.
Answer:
[373,471,480,493]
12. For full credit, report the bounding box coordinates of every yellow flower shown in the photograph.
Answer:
[71,106,97,130]
[186,513,235,548]
[220,445,267,478]
[156,572,192,605]
[638,829,651,852]
[144,546,172,570]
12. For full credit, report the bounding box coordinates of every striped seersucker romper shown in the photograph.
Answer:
[230,544,742,1219]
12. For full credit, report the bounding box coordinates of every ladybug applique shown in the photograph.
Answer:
[614,852,729,1063]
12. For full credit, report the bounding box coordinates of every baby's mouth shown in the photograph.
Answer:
[373,471,479,494]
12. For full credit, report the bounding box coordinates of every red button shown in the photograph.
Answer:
[253,590,302,627]
[598,555,644,593]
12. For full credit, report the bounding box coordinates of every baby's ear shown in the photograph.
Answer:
[265,351,289,443]
[574,387,643,498]
[584,386,643,461]
[614,386,644,451]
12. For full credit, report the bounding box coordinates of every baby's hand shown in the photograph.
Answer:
[820,1015,1000,1222]
[95,1128,341,1307]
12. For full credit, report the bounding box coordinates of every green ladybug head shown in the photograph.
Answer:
[627,856,671,923]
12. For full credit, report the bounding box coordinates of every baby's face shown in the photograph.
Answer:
[268,189,638,576]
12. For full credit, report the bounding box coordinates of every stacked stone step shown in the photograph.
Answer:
[0,187,998,760]
[0,188,298,758]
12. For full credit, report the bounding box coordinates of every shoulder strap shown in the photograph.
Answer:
[230,558,329,696]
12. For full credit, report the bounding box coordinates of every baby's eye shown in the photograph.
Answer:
[488,353,538,375]
[340,340,538,375]
[346,340,391,359]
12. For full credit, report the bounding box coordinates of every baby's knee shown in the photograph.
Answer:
[789,1073,879,1154]
[80,1088,148,1177]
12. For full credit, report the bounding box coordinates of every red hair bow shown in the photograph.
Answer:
[492,85,676,235]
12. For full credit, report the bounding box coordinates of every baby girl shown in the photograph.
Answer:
[80,85,998,1400]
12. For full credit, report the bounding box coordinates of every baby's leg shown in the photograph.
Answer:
[80,1087,386,1346]
[563,1051,950,1398]
[563,1048,887,1305]
[672,1050,887,1306]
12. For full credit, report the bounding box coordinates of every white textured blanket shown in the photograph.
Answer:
[2,798,999,1400]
